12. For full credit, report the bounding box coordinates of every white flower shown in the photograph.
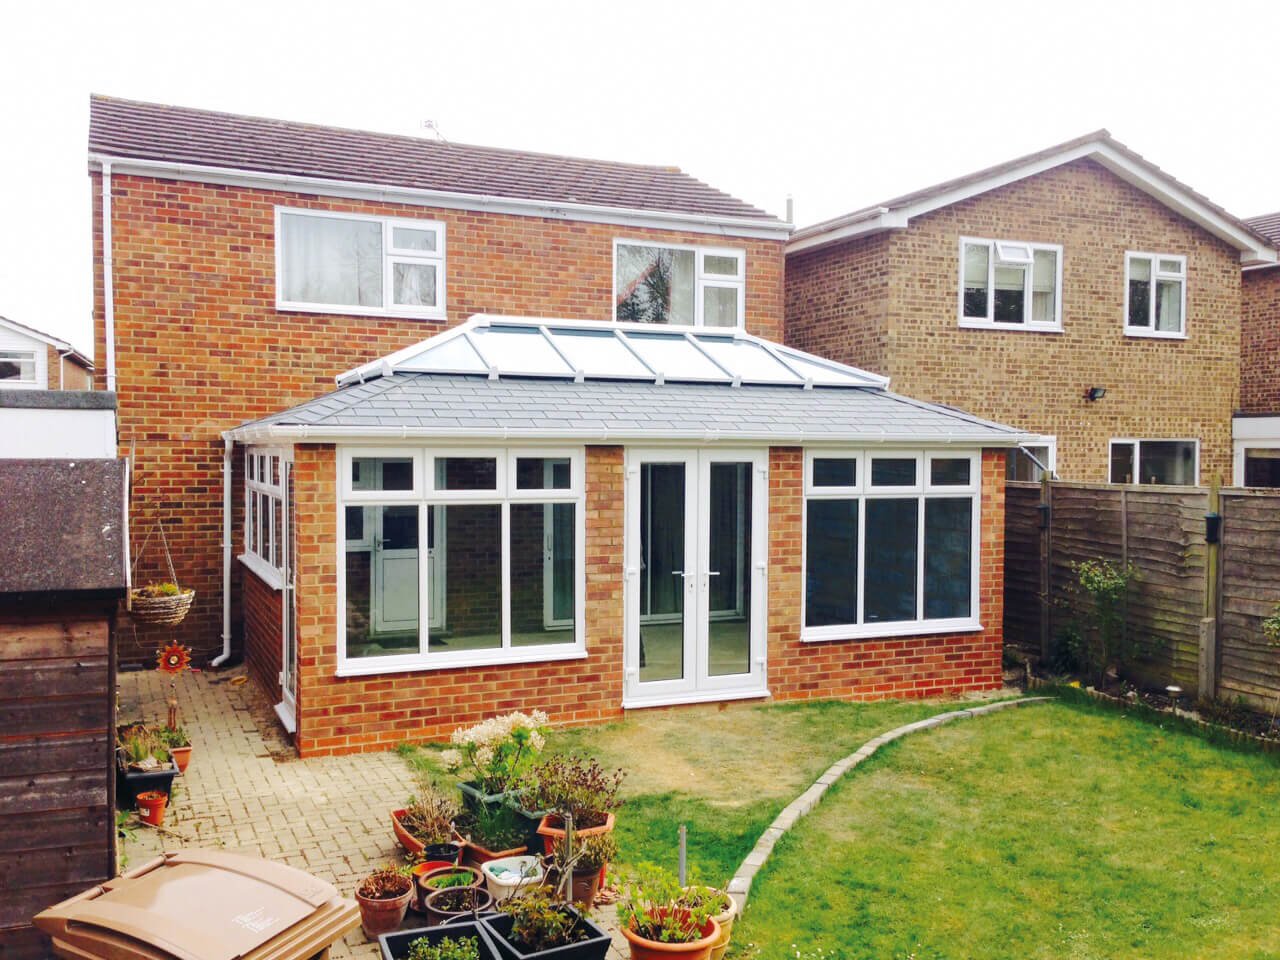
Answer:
[439,749,462,770]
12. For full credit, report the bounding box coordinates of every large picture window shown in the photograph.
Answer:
[614,241,745,327]
[1124,252,1185,337]
[338,447,585,674]
[802,451,981,640]
[276,208,445,319]
[959,237,1062,331]
[242,447,290,588]
[1109,438,1198,485]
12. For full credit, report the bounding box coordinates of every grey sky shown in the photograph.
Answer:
[4,0,1279,355]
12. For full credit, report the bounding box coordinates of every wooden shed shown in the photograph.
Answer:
[0,458,128,957]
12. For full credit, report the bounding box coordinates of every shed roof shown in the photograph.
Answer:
[226,317,1026,447]
[88,96,781,231]
[0,459,127,595]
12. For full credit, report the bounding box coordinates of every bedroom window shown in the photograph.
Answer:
[1125,252,1185,337]
[614,241,745,327]
[802,451,982,641]
[337,447,585,674]
[959,237,1062,331]
[276,208,445,319]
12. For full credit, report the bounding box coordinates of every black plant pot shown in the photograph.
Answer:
[481,908,611,960]
[379,920,502,960]
[115,752,178,810]
[422,842,462,863]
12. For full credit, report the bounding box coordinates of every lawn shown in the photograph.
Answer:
[402,697,964,881]
[735,697,1280,960]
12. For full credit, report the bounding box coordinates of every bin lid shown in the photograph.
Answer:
[33,850,357,960]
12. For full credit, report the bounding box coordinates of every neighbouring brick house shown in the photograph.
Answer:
[1235,212,1280,486]
[0,316,93,392]
[91,96,1026,754]
[785,131,1276,486]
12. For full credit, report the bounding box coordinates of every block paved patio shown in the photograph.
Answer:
[117,668,630,959]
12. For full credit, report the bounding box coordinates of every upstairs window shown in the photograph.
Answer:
[959,237,1062,331]
[1125,252,1185,337]
[0,349,37,384]
[276,208,445,319]
[614,241,745,327]
[1109,439,1198,485]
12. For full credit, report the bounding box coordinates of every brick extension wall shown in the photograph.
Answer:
[284,442,1003,756]
[786,158,1242,482]
[91,172,784,663]
[242,568,283,700]
[1241,266,1280,413]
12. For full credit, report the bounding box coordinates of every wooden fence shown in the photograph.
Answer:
[1005,480,1280,706]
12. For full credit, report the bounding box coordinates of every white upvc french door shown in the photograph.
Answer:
[623,448,768,706]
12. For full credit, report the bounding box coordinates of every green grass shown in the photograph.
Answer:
[735,698,1280,960]
[401,697,979,880]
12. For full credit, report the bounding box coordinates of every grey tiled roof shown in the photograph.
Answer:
[1247,211,1280,247]
[89,96,779,223]
[227,373,1024,445]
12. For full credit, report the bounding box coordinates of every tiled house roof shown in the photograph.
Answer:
[1246,211,1280,247]
[88,95,779,223]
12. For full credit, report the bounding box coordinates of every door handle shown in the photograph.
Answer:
[671,570,694,577]
[707,571,721,577]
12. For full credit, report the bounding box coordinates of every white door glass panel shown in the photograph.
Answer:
[638,460,692,685]
[704,462,752,678]
[279,463,297,726]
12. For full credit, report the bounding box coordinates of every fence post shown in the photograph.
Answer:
[1039,475,1052,660]
[1199,474,1221,700]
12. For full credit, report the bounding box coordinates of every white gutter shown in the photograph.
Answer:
[211,435,233,667]
[101,161,117,391]
[87,153,793,242]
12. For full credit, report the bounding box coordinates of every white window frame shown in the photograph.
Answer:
[1108,438,1200,486]
[0,348,39,386]
[800,449,983,642]
[958,236,1063,332]
[336,446,587,676]
[275,207,446,320]
[1124,251,1187,339]
[1007,435,1057,482]
[241,446,291,589]
[612,239,746,328]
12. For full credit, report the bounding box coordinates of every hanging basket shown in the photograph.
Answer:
[129,586,196,626]
[128,521,195,626]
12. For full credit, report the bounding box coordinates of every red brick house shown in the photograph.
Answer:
[91,96,1025,755]
[1236,212,1280,486]
[786,131,1276,486]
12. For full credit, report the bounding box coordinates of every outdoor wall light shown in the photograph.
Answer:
[1083,386,1107,401]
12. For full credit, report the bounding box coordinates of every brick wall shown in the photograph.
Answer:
[242,568,283,701]
[786,158,1242,482]
[765,447,1004,700]
[290,443,625,756]
[43,345,95,391]
[92,172,784,663]
[1241,266,1280,413]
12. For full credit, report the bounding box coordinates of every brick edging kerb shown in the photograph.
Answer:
[725,697,1054,908]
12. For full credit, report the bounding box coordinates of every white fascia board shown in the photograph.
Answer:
[88,153,793,242]
[1244,260,1280,273]
[223,421,1035,448]
[785,140,1277,264]
[1232,415,1280,442]
[0,316,69,351]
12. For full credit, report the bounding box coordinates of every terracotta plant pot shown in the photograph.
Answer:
[461,837,530,868]
[620,915,719,960]
[169,745,193,774]
[423,884,494,927]
[410,860,456,913]
[536,812,615,855]
[391,808,462,861]
[415,864,485,919]
[135,790,167,826]
[569,868,603,911]
[356,879,414,939]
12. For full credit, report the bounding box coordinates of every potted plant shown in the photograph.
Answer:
[521,756,624,854]
[408,852,465,913]
[441,711,549,812]
[379,923,500,960]
[115,724,178,809]
[616,867,720,960]
[482,888,611,960]
[356,864,415,939]
[395,772,464,860]
[456,803,533,867]
[135,789,168,826]
[418,865,484,895]
[157,725,193,773]
[675,887,737,960]
[423,884,495,927]
[549,834,616,911]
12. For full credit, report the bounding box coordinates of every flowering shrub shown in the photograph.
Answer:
[519,754,624,829]
[440,710,548,794]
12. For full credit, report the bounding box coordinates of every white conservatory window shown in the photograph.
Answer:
[243,448,290,588]
[802,450,982,641]
[337,447,586,675]
[276,208,445,319]
[613,241,745,327]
